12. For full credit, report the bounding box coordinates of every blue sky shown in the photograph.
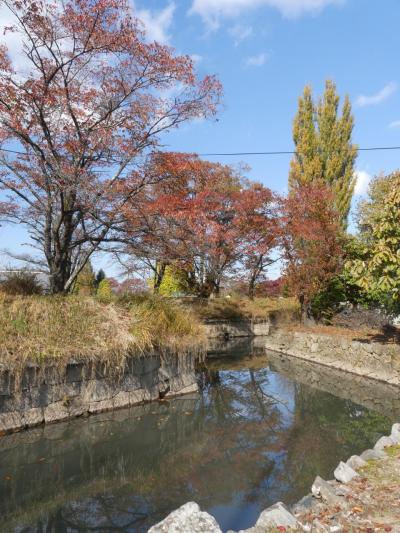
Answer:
[1,0,400,274]
[154,0,400,196]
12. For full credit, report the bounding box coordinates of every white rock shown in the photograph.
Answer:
[255,501,298,528]
[374,435,395,451]
[334,461,358,483]
[360,448,386,461]
[346,455,367,471]
[391,423,400,444]
[148,502,222,533]
[311,476,343,506]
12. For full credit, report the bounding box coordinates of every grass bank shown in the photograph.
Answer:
[188,295,300,322]
[0,293,205,372]
[0,292,300,373]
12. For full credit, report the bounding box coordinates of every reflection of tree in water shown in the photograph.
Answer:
[2,360,393,532]
[275,383,392,502]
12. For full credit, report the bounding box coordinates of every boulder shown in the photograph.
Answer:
[148,502,222,533]
[334,461,358,483]
[311,476,344,506]
[346,455,367,471]
[360,448,386,461]
[391,423,400,444]
[291,493,316,514]
[374,435,395,451]
[255,501,299,528]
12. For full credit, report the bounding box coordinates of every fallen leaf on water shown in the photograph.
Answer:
[4,475,11,480]
[184,412,192,416]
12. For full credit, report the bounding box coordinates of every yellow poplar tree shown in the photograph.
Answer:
[289,80,358,228]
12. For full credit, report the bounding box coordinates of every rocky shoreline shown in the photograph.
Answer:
[149,423,400,532]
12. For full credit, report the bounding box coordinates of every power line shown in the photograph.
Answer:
[1,145,400,163]
[197,146,400,157]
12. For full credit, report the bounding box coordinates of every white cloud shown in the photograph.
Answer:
[229,24,253,45]
[190,54,203,64]
[0,5,29,71]
[356,82,397,108]
[133,2,176,44]
[354,170,371,196]
[189,0,343,29]
[389,120,400,128]
[246,52,268,67]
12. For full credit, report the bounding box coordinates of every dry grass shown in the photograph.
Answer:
[0,293,205,372]
[127,296,206,355]
[190,295,300,322]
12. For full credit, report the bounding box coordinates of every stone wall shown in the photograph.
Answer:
[204,319,270,339]
[0,352,198,435]
[266,350,400,419]
[264,330,400,385]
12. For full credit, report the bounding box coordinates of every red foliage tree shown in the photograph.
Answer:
[281,183,344,320]
[0,0,221,293]
[234,183,280,299]
[122,153,279,297]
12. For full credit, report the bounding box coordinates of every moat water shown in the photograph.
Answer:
[1,341,399,532]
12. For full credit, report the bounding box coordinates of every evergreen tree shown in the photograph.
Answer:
[289,80,357,228]
[96,269,106,287]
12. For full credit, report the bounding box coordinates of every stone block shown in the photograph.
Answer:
[88,398,114,414]
[391,423,400,444]
[311,476,344,506]
[65,362,85,383]
[374,435,395,451]
[360,448,386,461]
[255,502,299,528]
[43,401,71,423]
[112,390,131,409]
[0,411,24,434]
[334,461,358,483]
[23,407,44,428]
[346,455,367,471]
[148,502,222,533]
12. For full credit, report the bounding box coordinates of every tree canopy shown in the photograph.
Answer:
[289,80,357,228]
[347,173,400,313]
[0,0,221,293]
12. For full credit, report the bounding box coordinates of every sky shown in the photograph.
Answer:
[1,0,400,275]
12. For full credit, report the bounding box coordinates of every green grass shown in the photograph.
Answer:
[384,444,400,457]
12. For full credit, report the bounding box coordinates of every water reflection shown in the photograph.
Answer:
[0,343,398,532]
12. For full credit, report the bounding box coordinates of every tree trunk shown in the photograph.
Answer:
[248,277,256,300]
[49,255,73,294]
[153,262,167,293]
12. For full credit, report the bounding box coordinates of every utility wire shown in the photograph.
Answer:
[197,146,400,157]
[2,145,400,158]
[0,145,399,176]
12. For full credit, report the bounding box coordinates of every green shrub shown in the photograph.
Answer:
[96,278,113,303]
[72,262,96,295]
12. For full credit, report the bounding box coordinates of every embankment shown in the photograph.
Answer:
[264,329,400,385]
[0,352,197,435]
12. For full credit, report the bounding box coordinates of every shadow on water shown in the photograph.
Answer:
[1,338,399,532]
